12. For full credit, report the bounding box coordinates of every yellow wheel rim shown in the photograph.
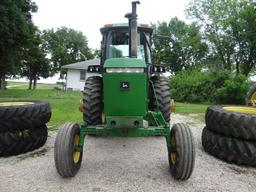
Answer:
[251,92,256,101]
[101,112,105,124]
[73,135,81,163]
[223,106,256,115]
[0,102,34,106]
[79,99,84,112]
[170,99,175,112]
[249,92,256,106]
[170,136,176,164]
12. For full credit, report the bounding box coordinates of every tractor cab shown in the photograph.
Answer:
[100,24,153,65]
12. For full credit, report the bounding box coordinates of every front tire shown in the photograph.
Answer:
[168,123,195,180]
[54,122,83,177]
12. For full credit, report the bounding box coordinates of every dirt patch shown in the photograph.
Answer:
[17,148,49,161]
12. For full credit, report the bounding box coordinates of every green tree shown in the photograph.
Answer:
[20,30,50,90]
[152,17,208,73]
[0,0,37,90]
[186,0,256,76]
[42,27,94,78]
[93,49,101,58]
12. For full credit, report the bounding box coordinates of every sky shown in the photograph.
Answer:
[12,0,189,84]
[32,0,189,49]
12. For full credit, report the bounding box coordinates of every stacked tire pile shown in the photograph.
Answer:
[202,105,256,166]
[0,100,51,157]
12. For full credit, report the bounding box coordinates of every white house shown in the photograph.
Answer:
[62,59,100,90]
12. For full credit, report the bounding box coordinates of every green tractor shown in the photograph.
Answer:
[54,1,195,180]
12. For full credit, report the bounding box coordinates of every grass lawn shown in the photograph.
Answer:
[175,102,209,114]
[0,89,83,130]
[6,81,61,90]
[0,87,210,130]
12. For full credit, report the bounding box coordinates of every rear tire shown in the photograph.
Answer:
[202,127,256,166]
[83,76,103,125]
[205,105,256,140]
[54,122,83,177]
[0,100,51,132]
[150,76,171,122]
[0,125,48,157]
[168,123,195,180]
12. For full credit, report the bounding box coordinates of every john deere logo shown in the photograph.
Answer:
[120,82,130,91]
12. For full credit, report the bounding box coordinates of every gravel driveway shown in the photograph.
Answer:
[0,113,256,192]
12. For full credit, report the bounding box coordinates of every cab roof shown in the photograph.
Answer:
[100,23,153,34]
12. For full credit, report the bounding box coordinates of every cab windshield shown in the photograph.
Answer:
[106,30,151,63]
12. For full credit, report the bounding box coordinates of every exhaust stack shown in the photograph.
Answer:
[125,1,140,58]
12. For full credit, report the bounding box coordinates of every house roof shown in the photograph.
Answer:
[61,59,100,70]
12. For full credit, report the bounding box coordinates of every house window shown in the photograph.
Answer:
[80,70,86,81]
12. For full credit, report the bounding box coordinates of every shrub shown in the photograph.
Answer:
[215,74,250,104]
[169,69,249,104]
[170,69,231,103]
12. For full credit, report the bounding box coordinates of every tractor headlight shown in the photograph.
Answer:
[106,68,144,73]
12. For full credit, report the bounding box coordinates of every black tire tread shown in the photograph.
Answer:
[0,125,48,157]
[205,105,256,140]
[54,122,82,177]
[150,76,171,122]
[169,123,195,180]
[83,76,103,125]
[202,127,256,166]
[0,100,51,132]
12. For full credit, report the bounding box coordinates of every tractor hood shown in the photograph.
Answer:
[104,58,146,68]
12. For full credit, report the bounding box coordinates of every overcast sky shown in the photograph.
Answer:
[14,0,189,83]
[32,0,189,49]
